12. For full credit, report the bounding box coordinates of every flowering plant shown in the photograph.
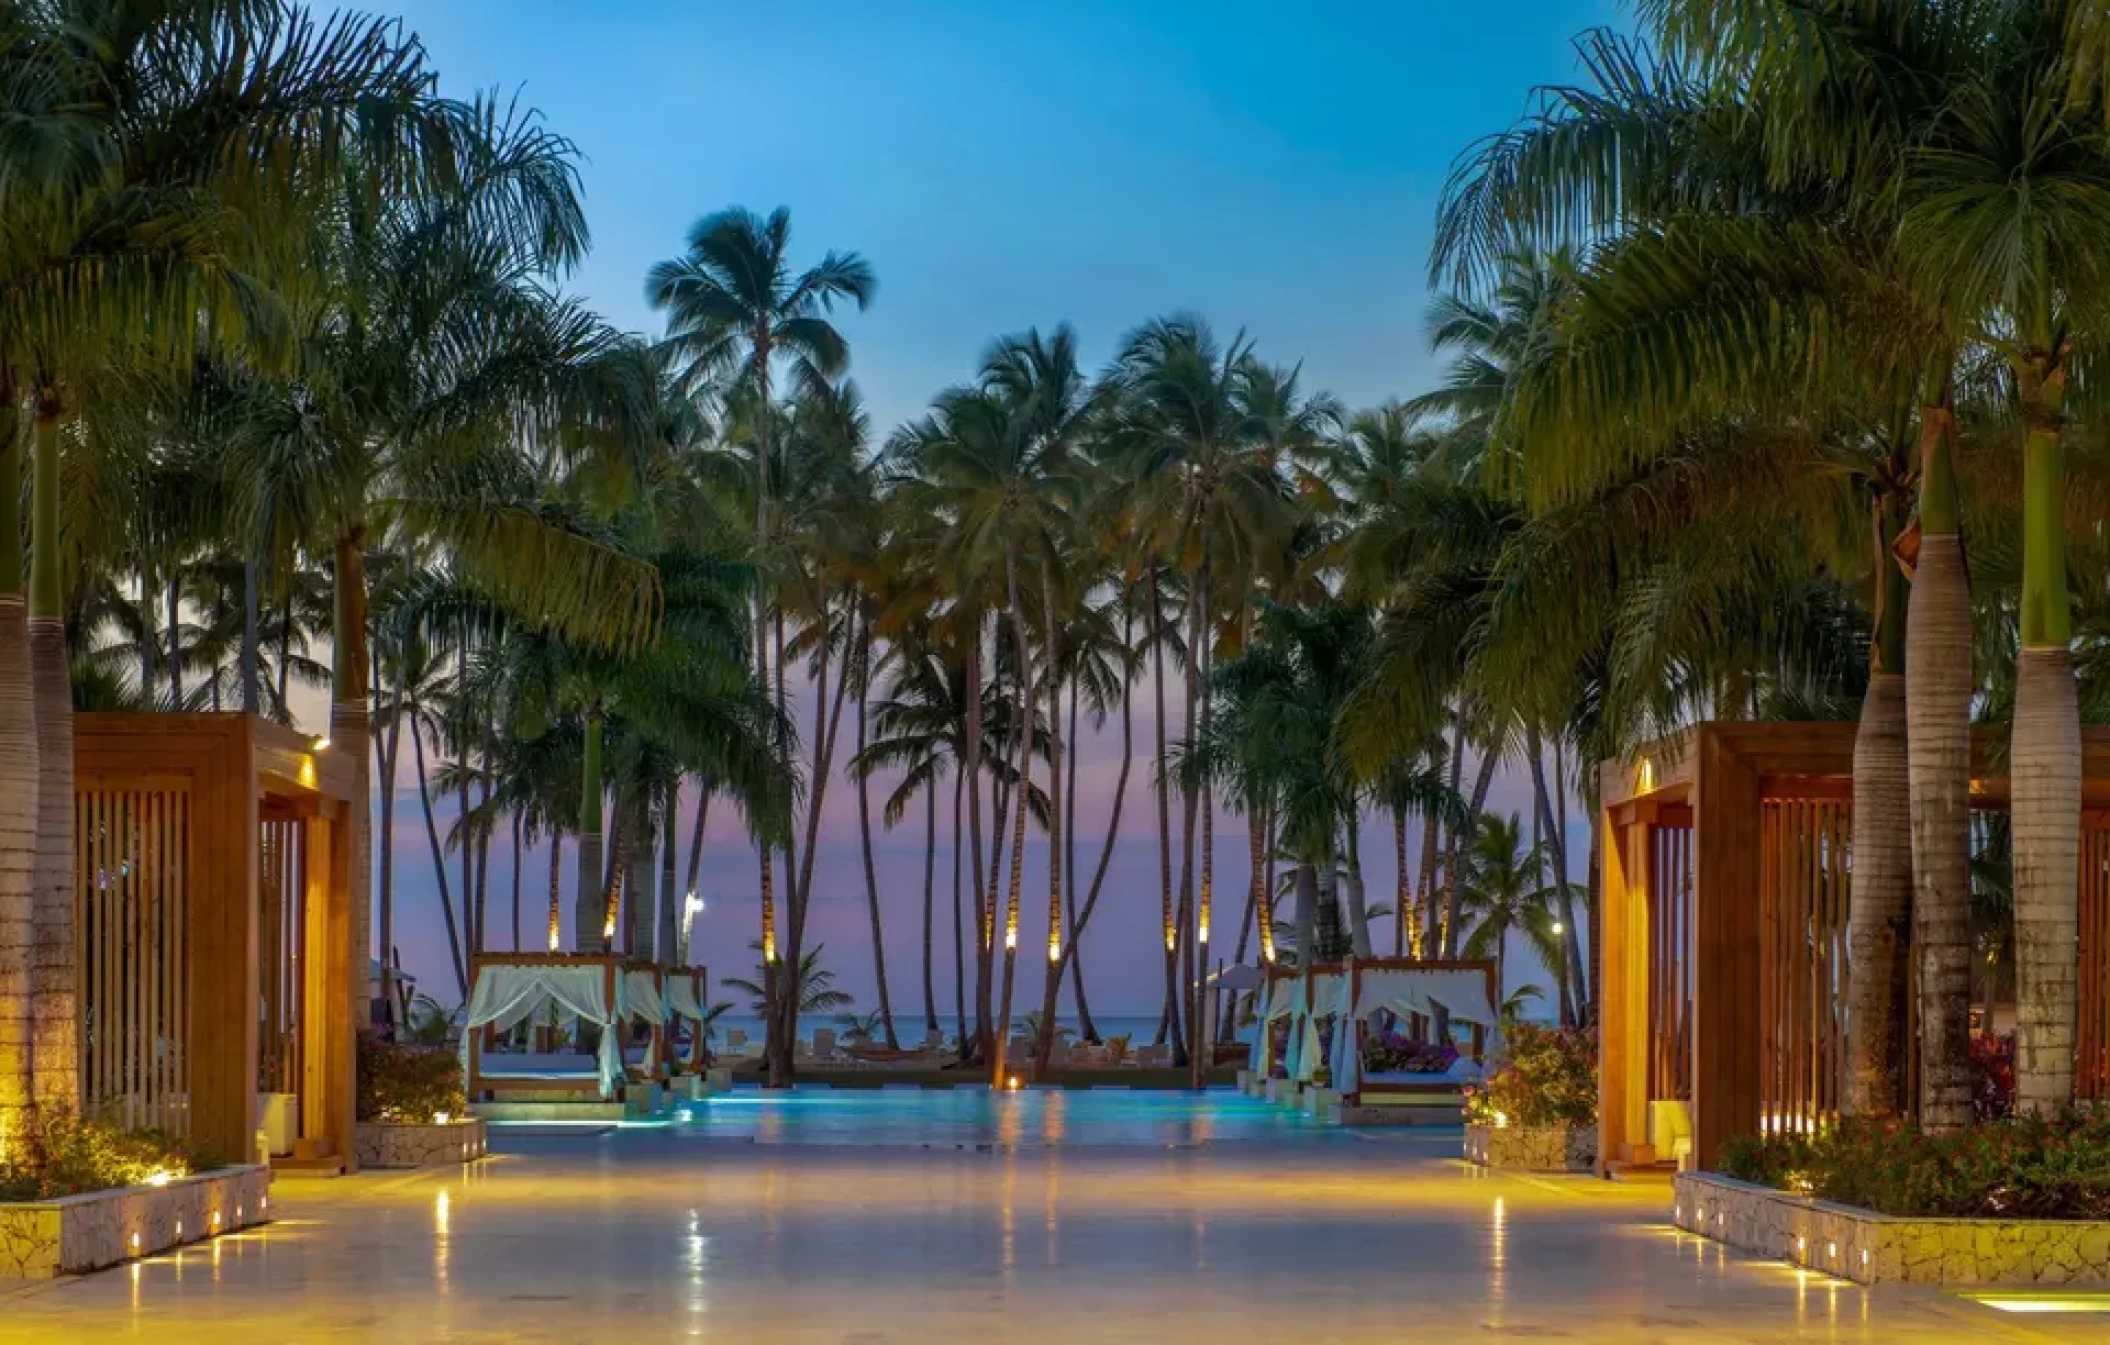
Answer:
[1462,1023,1597,1128]
[1363,1028,1458,1075]
[1970,1032,2015,1122]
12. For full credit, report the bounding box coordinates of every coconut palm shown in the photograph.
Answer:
[646,205,875,1087]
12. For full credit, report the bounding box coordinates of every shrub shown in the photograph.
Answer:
[1716,1110,2110,1220]
[1462,1023,1597,1129]
[1970,1033,2015,1122]
[357,1032,468,1124]
[1363,1028,1458,1075]
[0,1108,215,1202]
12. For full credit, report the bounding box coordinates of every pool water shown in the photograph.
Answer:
[668,1087,1354,1149]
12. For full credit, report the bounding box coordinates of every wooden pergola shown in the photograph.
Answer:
[74,713,358,1172]
[1597,720,2110,1174]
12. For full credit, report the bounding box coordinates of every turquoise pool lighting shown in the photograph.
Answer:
[670,1087,1359,1148]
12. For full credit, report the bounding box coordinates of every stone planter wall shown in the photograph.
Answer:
[1464,1122,1597,1171]
[1673,1171,2110,1287]
[353,1117,489,1169]
[0,1165,271,1278]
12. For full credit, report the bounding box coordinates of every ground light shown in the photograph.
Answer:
[1961,1291,2110,1314]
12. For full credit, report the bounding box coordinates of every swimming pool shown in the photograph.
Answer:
[667,1086,1356,1149]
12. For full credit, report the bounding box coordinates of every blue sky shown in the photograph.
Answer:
[381,0,1622,1016]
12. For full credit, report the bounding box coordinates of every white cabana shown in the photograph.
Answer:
[462,957,629,1098]
[1354,964,1504,1060]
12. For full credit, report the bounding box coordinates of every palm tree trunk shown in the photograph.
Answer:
[410,710,467,997]
[923,775,939,1036]
[240,558,261,715]
[951,766,967,1049]
[274,592,293,713]
[27,408,76,1111]
[1059,610,1137,1044]
[1848,672,1910,1115]
[1525,725,1571,1026]
[1294,862,1319,968]
[2013,414,2079,1112]
[457,737,476,957]
[575,710,605,954]
[376,657,405,1030]
[166,577,182,709]
[782,595,853,1077]
[1249,804,1274,965]
[0,414,41,1150]
[1422,724,1460,956]
[1182,562,1211,1081]
[331,531,374,1055]
[991,547,1033,1085]
[1033,564,1066,1074]
[546,832,564,951]
[1343,812,1374,959]
[1553,736,1584,1018]
[511,812,525,952]
[854,616,900,1049]
[1444,748,1499,958]
[1063,656,1086,1037]
[1150,566,1184,1062]
[1908,405,1974,1131]
[658,783,679,963]
[684,783,710,912]
[964,627,991,1061]
[139,567,158,703]
[1392,805,1410,957]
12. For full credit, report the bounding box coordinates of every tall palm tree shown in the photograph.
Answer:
[647,205,875,1087]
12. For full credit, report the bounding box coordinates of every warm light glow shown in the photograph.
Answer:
[433,1111,451,1126]
[763,931,777,964]
[1047,937,1061,964]
[1796,1236,1806,1255]
[130,1232,140,1252]
[1004,927,1017,951]
[210,1211,220,1229]
[1492,1111,1509,1129]
[1006,1076,1020,1091]
[1550,920,1563,935]
[1968,1295,2110,1314]
[1164,930,1176,952]
[1198,921,1210,944]
[1827,1242,1837,1261]
[1637,757,1655,792]
[311,735,331,752]
[602,914,616,940]
[144,1169,174,1188]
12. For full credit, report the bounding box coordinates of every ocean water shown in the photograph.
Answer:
[708,1013,1176,1049]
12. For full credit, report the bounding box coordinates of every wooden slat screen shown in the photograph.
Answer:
[76,786,190,1135]
[2081,819,2110,1103]
[1647,820,1694,1101]
[258,815,306,1096]
[1758,798,1850,1137]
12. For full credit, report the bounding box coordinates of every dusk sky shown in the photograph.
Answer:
[373,0,1621,1018]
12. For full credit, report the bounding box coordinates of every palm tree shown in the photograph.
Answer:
[723,941,854,1020]
[647,205,875,1087]
[1457,814,1568,1009]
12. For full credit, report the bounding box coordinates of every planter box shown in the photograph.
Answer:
[353,1117,489,1169]
[0,1165,271,1278]
[1673,1171,2110,1286]
[1464,1122,1597,1172]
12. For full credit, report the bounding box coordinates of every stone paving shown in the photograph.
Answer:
[0,1122,2104,1341]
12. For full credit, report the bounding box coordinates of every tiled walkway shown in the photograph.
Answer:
[0,1123,2100,1341]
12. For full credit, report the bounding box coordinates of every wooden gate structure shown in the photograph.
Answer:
[74,714,357,1171]
[1599,721,2110,1174]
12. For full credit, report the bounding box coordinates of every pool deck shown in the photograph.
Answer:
[0,1115,2100,1341]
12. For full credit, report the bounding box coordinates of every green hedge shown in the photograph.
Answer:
[357,1033,468,1124]
[0,1109,217,1202]
[1718,1111,2110,1220]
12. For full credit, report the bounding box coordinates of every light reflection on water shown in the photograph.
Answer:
[667,1087,1356,1148]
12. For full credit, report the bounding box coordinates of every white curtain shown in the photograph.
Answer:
[462,964,625,1098]
[1242,980,1273,1077]
[664,971,707,1022]
[1289,972,1343,1084]
[1330,967,1361,1096]
[624,968,666,1022]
